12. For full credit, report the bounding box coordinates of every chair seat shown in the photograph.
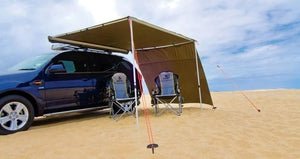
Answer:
[115,97,135,102]
[154,94,178,98]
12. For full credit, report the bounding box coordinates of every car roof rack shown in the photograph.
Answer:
[51,44,112,54]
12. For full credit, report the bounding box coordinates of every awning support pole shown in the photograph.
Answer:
[129,18,139,129]
[194,44,203,111]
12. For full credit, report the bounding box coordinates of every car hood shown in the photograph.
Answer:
[0,70,40,85]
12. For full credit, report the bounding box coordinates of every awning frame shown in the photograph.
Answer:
[48,16,196,51]
[48,16,214,118]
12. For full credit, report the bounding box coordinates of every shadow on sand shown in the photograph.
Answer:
[32,109,111,127]
[30,105,214,129]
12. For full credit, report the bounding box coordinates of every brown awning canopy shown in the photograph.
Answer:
[48,16,213,105]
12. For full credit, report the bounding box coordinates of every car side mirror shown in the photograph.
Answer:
[48,64,66,74]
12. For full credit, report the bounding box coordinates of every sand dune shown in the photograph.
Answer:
[0,89,299,159]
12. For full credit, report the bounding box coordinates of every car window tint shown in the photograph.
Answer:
[88,54,122,73]
[59,60,76,73]
[53,52,89,73]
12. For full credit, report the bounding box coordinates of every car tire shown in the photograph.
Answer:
[0,95,34,135]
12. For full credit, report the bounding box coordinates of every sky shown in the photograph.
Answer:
[0,0,299,91]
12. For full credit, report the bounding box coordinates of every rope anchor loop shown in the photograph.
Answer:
[147,143,159,154]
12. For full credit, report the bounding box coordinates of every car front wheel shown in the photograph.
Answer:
[0,95,34,135]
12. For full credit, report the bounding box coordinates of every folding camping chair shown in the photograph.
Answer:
[152,71,183,116]
[109,72,137,121]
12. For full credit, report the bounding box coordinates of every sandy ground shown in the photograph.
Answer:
[0,89,299,159]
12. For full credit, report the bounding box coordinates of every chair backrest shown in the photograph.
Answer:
[155,71,178,95]
[111,73,130,99]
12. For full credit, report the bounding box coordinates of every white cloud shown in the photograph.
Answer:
[4,2,29,17]
[159,0,180,10]
[78,0,120,23]
[0,1,94,70]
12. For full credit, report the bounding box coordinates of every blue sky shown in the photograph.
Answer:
[0,0,299,91]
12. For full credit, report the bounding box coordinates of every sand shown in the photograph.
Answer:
[0,89,299,159]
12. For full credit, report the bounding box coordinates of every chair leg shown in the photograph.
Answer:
[154,95,184,116]
[178,96,182,115]
[112,101,135,121]
[109,101,115,119]
[155,102,158,116]
[155,97,181,116]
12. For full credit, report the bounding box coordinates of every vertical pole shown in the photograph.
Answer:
[129,17,139,129]
[194,43,203,111]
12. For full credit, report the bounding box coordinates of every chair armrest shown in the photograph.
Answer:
[130,89,141,98]
[107,87,115,99]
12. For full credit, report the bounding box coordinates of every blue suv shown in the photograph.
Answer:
[0,50,137,134]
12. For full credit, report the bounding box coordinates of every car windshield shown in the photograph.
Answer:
[9,53,57,71]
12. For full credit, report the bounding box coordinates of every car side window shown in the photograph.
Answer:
[51,53,89,74]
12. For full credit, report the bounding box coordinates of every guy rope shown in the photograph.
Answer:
[196,42,261,112]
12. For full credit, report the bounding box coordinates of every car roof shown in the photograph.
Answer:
[54,50,131,63]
